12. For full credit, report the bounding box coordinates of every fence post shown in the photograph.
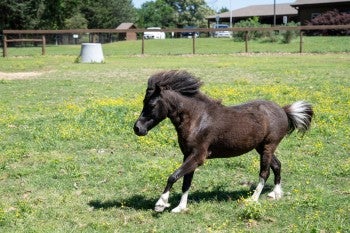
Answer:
[42,35,46,55]
[141,33,145,55]
[3,35,7,57]
[299,31,303,53]
[192,33,196,54]
[245,31,248,53]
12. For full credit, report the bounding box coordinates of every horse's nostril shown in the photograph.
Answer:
[134,125,140,133]
[134,120,149,136]
[134,123,146,136]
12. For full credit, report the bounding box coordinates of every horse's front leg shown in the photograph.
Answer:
[171,171,194,213]
[154,190,171,212]
[155,154,203,212]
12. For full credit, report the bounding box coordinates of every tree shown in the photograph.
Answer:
[64,13,88,29]
[0,0,31,31]
[137,0,214,28]
[137,0,176,28]
[218,7,229,14]
[81,0,136,28]
[165,0,215,27]
[38,0,75,29]
[0,0,136,31]
[24,0,46,29]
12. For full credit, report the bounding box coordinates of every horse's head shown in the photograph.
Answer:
[134,70,202,136]
[134,84,168,136]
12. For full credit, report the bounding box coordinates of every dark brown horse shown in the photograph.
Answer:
[134,70,313,213]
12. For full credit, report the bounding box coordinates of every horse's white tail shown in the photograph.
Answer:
[284,101,313,134]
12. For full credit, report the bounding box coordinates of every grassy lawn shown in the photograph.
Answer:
[3,36,350,57]
[0,45,349,232]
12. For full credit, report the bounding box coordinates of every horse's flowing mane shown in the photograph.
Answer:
[148,70,203,96]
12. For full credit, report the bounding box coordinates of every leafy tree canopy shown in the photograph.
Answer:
[137,0,214,28]
[81,0,136,29]
[0,0,136,31]
[0,0,215,32]
[137,0,177,28]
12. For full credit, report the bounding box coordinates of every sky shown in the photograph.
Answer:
[132,0,295,11]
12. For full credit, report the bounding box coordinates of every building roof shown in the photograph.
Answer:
[116,23,136,29]
[291,0,350,6]
[207,3,297,19]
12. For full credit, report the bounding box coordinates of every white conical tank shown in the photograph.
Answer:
[80,43,104,63]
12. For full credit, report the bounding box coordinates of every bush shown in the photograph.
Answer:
[233,17,271,41]
[307,9,350,35]
[280,22,300,44]
[237,198,266,220]
[233,18,299,44]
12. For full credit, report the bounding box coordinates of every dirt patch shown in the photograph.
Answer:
[0,71,43,80]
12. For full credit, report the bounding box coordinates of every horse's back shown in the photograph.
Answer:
[208,100,289,158]
[231,100,289,137]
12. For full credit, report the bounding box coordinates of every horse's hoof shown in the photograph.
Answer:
[268,191,282,200]
[154,203,170,212]
[267,191,276,199]
[154,206,165,212]
[171,206,188,213]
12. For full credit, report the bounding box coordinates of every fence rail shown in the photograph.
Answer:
[3,24,350,34]
[3,25,350,57]
[2,35,46,57]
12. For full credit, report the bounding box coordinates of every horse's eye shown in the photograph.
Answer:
[149,98,159,108]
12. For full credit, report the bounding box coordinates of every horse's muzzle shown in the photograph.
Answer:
[133,121,148,136]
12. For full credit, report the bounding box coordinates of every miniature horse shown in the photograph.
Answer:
[134,70,313,213]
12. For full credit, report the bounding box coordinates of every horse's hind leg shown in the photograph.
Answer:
[251,144,274,201]
[251,177,266,202]
[267,155,283,200]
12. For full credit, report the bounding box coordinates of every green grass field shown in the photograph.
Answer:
[3,36,350,57]
[0,40,349,232]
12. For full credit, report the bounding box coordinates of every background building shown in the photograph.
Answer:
[207,0,350,26]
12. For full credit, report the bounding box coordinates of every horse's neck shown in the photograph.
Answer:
[165,91,210,137]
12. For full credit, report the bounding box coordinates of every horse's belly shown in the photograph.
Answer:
[208,145,256,158]
[207,128,265,158]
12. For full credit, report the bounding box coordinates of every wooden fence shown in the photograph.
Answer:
[2,35,46,57]
[2,24,350,57]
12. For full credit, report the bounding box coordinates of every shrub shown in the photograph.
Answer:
[233,17,271,41]
[280,22,300,44]
[237,198,266,220]
[307,9,350,35]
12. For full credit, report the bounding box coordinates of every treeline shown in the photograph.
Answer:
[0,0,136,31]
[0,0,214,32]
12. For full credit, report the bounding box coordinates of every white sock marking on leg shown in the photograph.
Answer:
[155,191,170,212]
[171,190,189,213]
[251,178,265,202]
[268,184,283,200]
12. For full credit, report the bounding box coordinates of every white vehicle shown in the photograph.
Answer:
[144,27,166,39]
[213,24,232,38]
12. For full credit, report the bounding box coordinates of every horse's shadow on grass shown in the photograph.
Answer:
[88,185,273,212]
